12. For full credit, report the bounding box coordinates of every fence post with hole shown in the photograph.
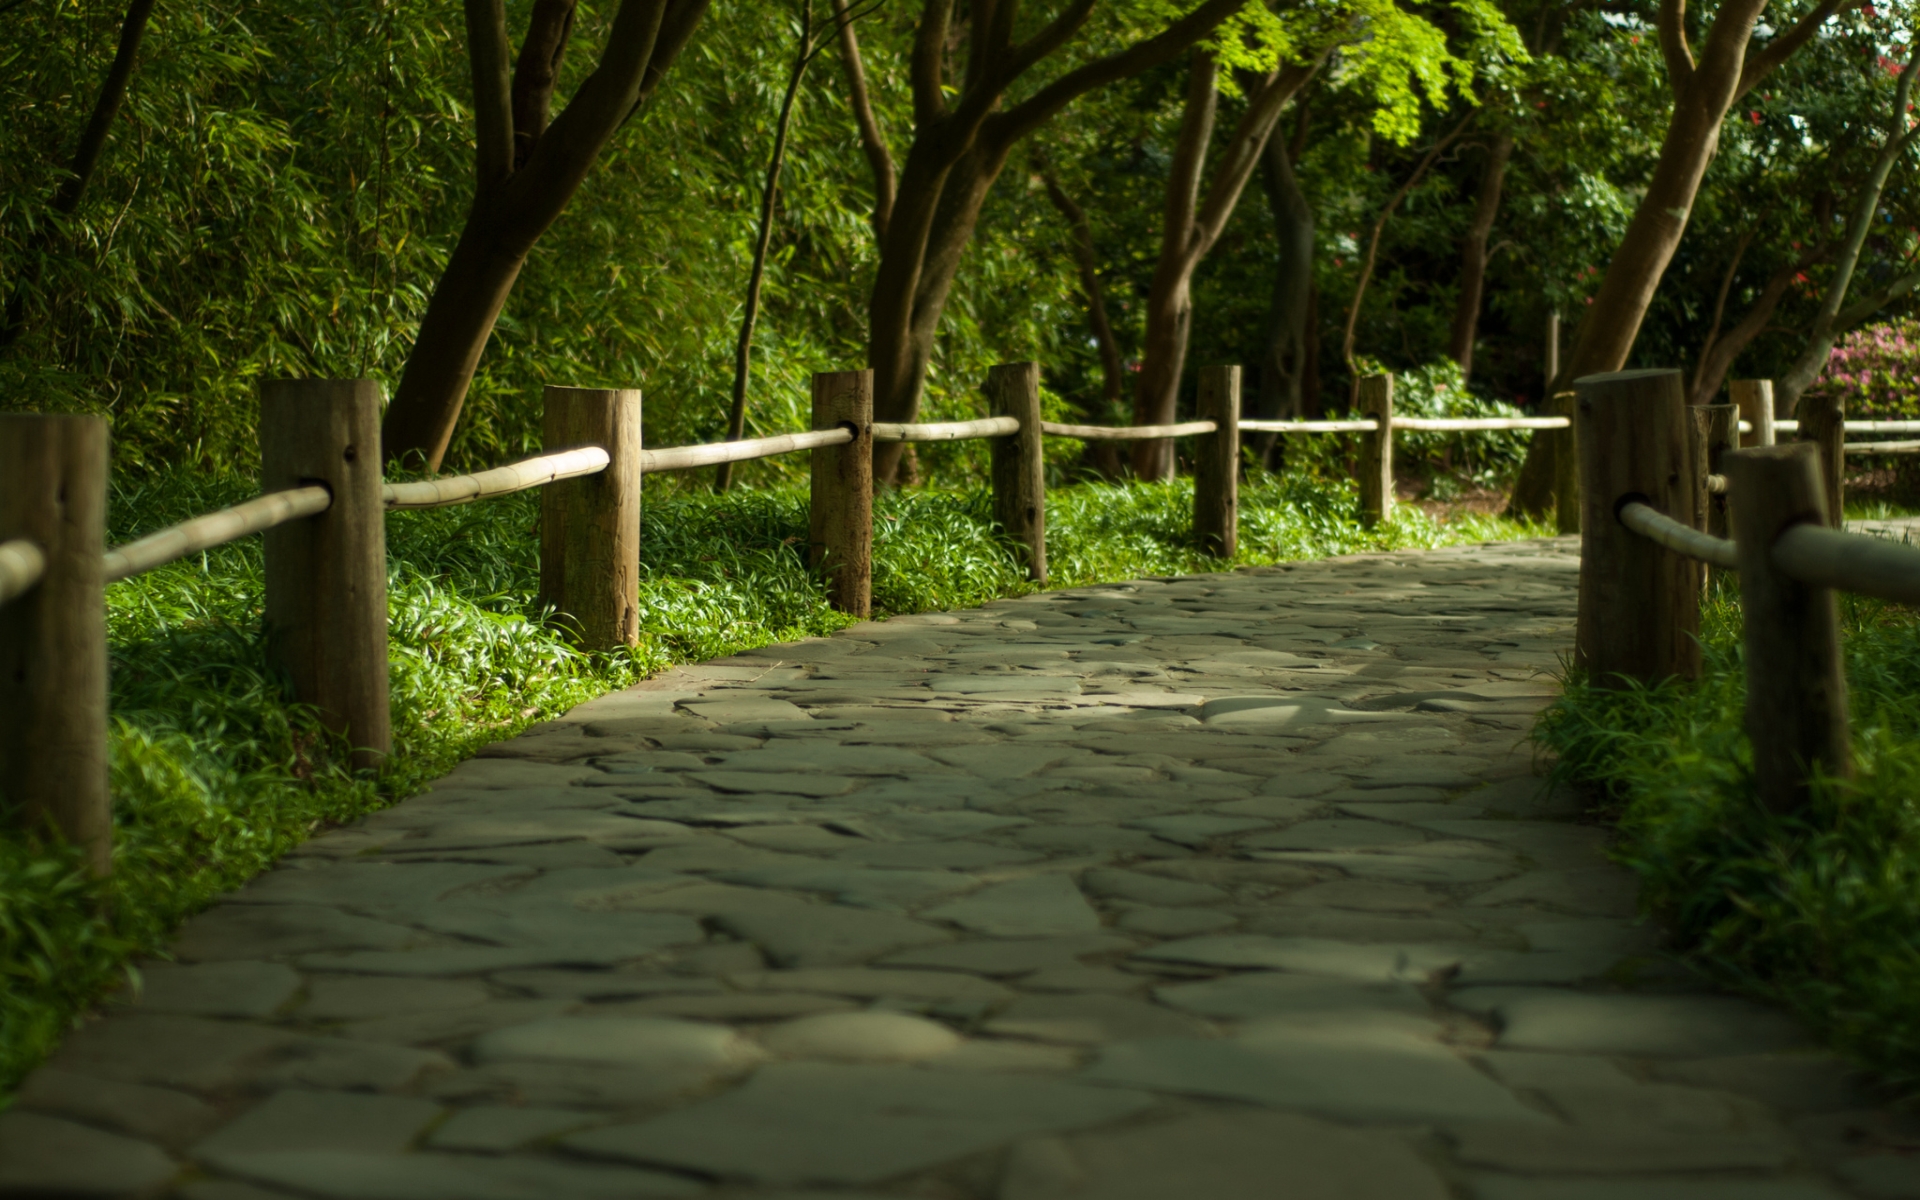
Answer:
[1547,390,1580,535]
[988,362,1046,583]
[260,380,392,771]
[1724,442,1851,811]
[1731,378,1775,447]
[1795,390,1844,528]
[810,369,873,616]
[1693,402,1736,542]
[0,414,111,875]
[1574,368,1701,687]
[1193,365,1241,559]
[1356,373,1393,529]
[539,385,643,649]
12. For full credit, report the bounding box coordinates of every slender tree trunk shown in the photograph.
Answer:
[1687,251,1818,405]
[1250,114,1313,468]
[1,0,158,350]
[1447,133,1512,380]
[1129,56,1318,479]
[717,0,814,492]
[1041,169,1125,414]
[831,0,894,241]
[1507,0,1851,516]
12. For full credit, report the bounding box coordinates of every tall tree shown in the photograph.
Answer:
[381,0,712,471]
[1251,102,1316,447]
[1508,0,1858,514]
[1130,51,1319,478]
[1447,132,1511,378]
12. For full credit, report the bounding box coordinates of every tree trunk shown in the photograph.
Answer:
[1,0,158,350]
[1040,170,1125,413]
[1447,133,1512,380]
[1507,0,1844,517]
[831,0,895,242]
[1249,120,1313,467]
[382,0,711,471]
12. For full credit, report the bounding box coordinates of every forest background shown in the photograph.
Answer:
[3,0,1916,488]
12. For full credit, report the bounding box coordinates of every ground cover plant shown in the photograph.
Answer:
[1537,587,1920,1092]
[0,467,1543,1097]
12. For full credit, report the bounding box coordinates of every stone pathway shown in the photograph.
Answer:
[6,537,1916,1200]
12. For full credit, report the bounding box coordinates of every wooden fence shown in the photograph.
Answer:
[1,361,1577,875]
[1574,368,1920,813]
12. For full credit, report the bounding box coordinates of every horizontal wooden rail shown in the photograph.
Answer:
[1239,418,1377,433]
[1706,473,1729,494]
[640,426,853,473]
[1394,415,1570,431]
[0,538,46,606]
[1619,500,1740,569]
[1844,440,1920,454]
[383,446,609,509]
[1773,523,1920,604]
[103,485,333,584]
[1042,419,1217,440]
[872,416,1020,442]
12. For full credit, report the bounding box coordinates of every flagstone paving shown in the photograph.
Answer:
[6,536,1918,1198]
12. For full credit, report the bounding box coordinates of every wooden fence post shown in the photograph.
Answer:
[1357,374,1393,529]
[810,369,873,616]
[1547,390,1580,535]
[1731,378,1775,447]
[1795,390,1844,528]
[262,380,391,771]
[988,362,1046,583]
[0,414,110,875]
[1574,368,1701,687]
[1724,442,1851,812]
[1193,365,1240,559]
[1693,402,1736,541]
[539,386,643,649]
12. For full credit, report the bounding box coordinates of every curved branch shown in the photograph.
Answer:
[1657,0,1693,97]
[1737,0,1856,99]
[832,0,896,239]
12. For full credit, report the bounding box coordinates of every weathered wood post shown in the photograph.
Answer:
[1574,369,1701,687]
[538,386,643,649]
[988,362,1046,583]
[1548,390,1580,535]
[1795,390,1844,528]
[1731,378,1775,447]
[1693,402,1736,542]
[810,369,873,616]
[1724,442,1851,812]
[1193,365,1241,559]
[1356,373,1393,529]
[0,415,111,875]
[261,380,391,771]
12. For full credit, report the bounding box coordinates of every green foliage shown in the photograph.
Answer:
[1,468,1540,1096]
[1536,589,1920,1092]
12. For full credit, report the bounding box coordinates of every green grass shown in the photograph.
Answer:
[1536,587,1920,1093]
[0,467,1545,1096]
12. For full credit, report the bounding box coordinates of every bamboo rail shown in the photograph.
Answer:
[873,416,1020,442]
[384,446,609,509]
[1042,419,1218,440]
[1618,501,1739,569]
[103,485,333,583]
[1239,418,1379,433]
[640,427,853,472]
[0,538,45,606]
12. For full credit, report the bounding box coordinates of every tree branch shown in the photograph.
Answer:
[1834,267,1920,331]
[912,0,952,124]
[466,0,516,187]
[52,0,157,214]
[1003,0,1097,86]
[1737,0,1856,99]
[832,0,896,240]
[1190,59,1319,255]
[1656,0,1693,98]
[511,0,580,170]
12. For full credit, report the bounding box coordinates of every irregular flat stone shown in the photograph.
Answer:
[716,863,979,910]
[1082,1016,1550,1125]
[1256,771,1348,797]
[472,1016,766,1075]
[727,967,1014,1005]
[1652,1053,1865,1114]
[1135,935,1468,982]
[209,1150,703,1199]
[1122,815,1270,847]
[986,993,1212,1044]
[126,961,303,1019]
[13,1068,220,1147]
[0,1110,177,1195]
[1250,850,1517,885]
[300,977,490,1020]
[174,903,425,961]
[691,771,857,796]
[998,1110,1449,1200]
[681,698,811,723]
[194,1090,442,1160]
[257,1039,454,1092]
[1283,880,1446,912]
[1465,870,1639,917]
[1451,989,1809,1056]
[1155,972,1431,1021]
[931,745,1081,778]
[832,840,1044,870]
[881,934,1138,976]
[1115,906,1237,937]
[1241,818,1427,851]
[43,1015,299,1092]
[716,904,952,967]
[426,1106,600,1152]
[1447,1120,1791,1172]
[759,1011,964,1061]
[922,876,1101,937]
[1080,868,1229,907]
[1469,1178,1848,1200]
[599,991,855,1021]
[562,1062,1155,1186]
